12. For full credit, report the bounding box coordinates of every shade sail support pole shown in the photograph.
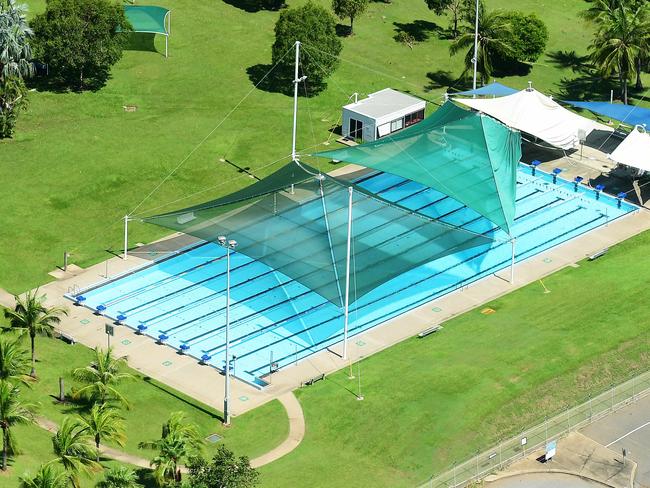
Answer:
[510,237,516,284]
[123,215,129,260]
[343,186,353,360]
[472,0,479,91]
[291,41,301,162]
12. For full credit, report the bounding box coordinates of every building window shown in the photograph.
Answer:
[349,118,363,140]
[405,109,425,127]
[390,118,403,133]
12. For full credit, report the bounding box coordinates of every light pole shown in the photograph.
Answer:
[218,235,238,426]
[472,0,480,91]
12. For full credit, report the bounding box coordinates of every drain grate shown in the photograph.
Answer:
[206,434,222,444]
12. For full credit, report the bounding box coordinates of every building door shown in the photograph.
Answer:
[349,118,363,140]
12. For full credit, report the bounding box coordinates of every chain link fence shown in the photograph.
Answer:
[422,369,650,488]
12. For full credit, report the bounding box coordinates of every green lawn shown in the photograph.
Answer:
[3,0,649,294]
[258,230,650,487]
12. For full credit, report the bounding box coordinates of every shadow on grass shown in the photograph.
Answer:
[336,23,352,37]
[547,50,590,73]
[424,70,470,93]
[392,20,442,43]
[143,376,223,422]
[124,32,158,55]
[246,63,325,97]
[221,0,285,12]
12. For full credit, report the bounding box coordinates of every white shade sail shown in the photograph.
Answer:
[455,88,613,150]
[609,126,650,172]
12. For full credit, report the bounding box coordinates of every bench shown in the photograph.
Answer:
[301,373,325,387]
[58,332,75,345]
[417,325,443,338]
[588,248,608,261]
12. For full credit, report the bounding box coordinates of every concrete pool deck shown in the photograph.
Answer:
[30,148,650,420]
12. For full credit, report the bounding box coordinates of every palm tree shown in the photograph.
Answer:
[72,347,133,408]
[0,0,34,79]
[80,404,126,461]
[4,289,68,378]
[0,336,31,385]
[449,6,513,85]
[0,380,35,470]
[586,1,650,103]
[95,465,142,488]
[19,464,68,488]
[50,417,100,488]
[139,412,203,486]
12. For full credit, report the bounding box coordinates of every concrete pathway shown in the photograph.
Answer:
[486,432,635,488]
[250,392,305,468]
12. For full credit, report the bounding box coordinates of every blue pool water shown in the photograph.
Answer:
[70,166,636,387]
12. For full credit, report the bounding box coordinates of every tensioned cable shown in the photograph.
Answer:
[128,44,295,216]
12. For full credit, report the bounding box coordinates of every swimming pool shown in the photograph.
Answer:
[69,165,636,387]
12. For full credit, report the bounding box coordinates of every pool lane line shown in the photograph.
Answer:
[244,212,609,375]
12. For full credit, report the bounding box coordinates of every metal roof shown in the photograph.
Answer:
[343,88,424,119]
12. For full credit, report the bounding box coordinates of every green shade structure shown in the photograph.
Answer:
[123,5,171,57]
[314,101,521,235]
[142,162,493,307]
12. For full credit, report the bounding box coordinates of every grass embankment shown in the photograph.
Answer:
[259,230,650,487]
[4,0,648,293]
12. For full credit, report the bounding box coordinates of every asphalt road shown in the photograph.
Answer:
[581,394,650,488]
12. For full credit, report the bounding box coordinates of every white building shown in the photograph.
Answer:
[342,88,426,143]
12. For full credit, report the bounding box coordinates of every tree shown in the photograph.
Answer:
[587,1,650,103]
[72,347,133,408]
[138,412,203,486]
[4,289,67,378]
[424,0,469,37]
[0,381,35,470]
[449,6,513,85]
[331,0,368,35]
[31,0,130,90]
[19,464,68,488]
[271,2,342,94]
[79,404,126,461]
[95,466,142,488]
[187,446,259,488]
[0,0,34,138]
[499,12,548,63]
[50,417,100,488]
[0,336,31,385]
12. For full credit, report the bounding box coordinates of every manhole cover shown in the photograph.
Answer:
[543,257,553,263]
[162,360,172,367]
[80,319,90,325]
[432,307,442,312]
[121,339,131,345]
[356,340,366,346]
[239,396,249,401]
[206,434,222,443]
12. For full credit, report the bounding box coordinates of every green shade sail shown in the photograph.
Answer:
[314,101,521,235]
[123,5,169,35]
[143,162,494,307]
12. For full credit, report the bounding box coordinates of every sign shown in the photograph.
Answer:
[105,323,114,336]
[545,440,557,461]
[521,437,527,446]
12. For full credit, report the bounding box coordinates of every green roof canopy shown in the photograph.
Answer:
[314,101,521,235]
[143,162,493,306]
[124,5,169,35]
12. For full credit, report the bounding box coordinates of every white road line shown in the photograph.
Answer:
[605,420,650,447]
